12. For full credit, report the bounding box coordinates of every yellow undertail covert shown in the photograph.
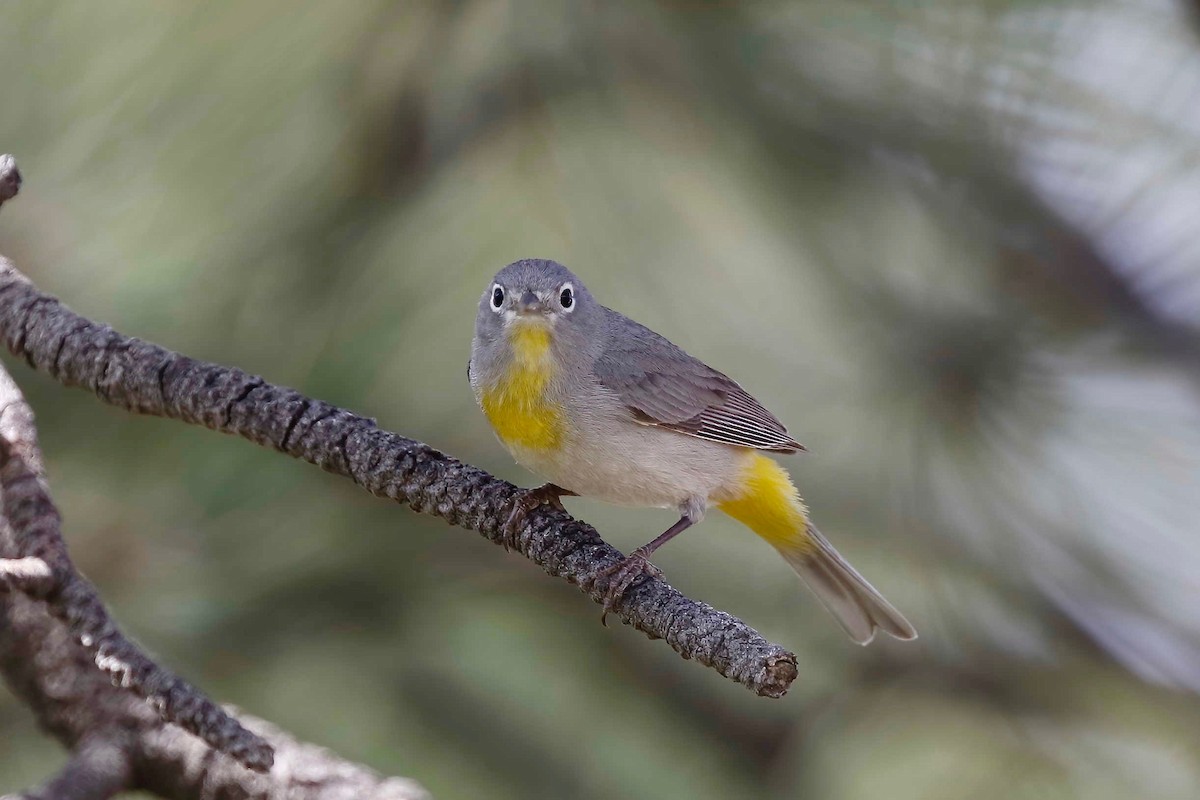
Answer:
[719,453,813,554]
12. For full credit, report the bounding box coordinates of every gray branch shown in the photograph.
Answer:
[0,361,430,798]
[1,737,132,800]
[0,556,55,594]
[0,166,797,698]
[0,257,798,694]
[0,154,19,207]
[0,365,273,772]
[0,154,428,798]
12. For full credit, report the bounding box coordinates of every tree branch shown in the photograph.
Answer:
[0,359,431,797]
[0,158,797,698]
[0,260,798,694]
[1,736,132,800]
[0,154,429,798]
[0,366,274,772]
[0,154,19,207]
[0,556,55,595]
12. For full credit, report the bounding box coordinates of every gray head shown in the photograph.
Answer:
[471,259,607,383]
[474,258,602,342]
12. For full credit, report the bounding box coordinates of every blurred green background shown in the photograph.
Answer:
[3,2,1200,798]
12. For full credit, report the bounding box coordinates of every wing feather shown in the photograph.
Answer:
[593,309,805,453]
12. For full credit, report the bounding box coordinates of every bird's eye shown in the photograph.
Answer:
[559,284,574,311]
[490,285,505,311]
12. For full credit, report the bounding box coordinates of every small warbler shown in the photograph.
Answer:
[469,259,915,643]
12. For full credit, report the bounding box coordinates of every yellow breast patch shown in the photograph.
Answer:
[480,324,564,452]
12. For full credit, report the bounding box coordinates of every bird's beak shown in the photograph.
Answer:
[516,290,544,316]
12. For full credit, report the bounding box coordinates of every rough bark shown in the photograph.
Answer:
[0,361,430,798]
[1,154,430,798]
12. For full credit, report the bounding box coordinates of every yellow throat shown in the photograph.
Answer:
[480,321,564,452]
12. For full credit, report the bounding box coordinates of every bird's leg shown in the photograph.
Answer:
[502,483,577,551]
[598,514,696,625]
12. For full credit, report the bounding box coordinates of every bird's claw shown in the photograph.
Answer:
[501,484,573,552]
[598,551,662,626]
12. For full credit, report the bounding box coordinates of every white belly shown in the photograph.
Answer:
[505,406,747,509]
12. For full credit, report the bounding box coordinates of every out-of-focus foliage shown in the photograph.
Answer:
[3,1,1200,798]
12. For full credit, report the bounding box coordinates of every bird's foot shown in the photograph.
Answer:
[597,550,663,626]
[501,483,575,551]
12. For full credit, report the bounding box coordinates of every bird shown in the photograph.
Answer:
[468,258,916,644]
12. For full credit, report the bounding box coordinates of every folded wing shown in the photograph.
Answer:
[593,309,805,453]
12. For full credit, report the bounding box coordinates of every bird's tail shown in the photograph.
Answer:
[718,453,916,644]
[777,524,916,644]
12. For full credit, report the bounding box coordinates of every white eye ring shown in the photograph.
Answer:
[490,284,505,312]
[558,283,575,312]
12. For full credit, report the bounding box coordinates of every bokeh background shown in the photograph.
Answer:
[3,1,1200,798]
